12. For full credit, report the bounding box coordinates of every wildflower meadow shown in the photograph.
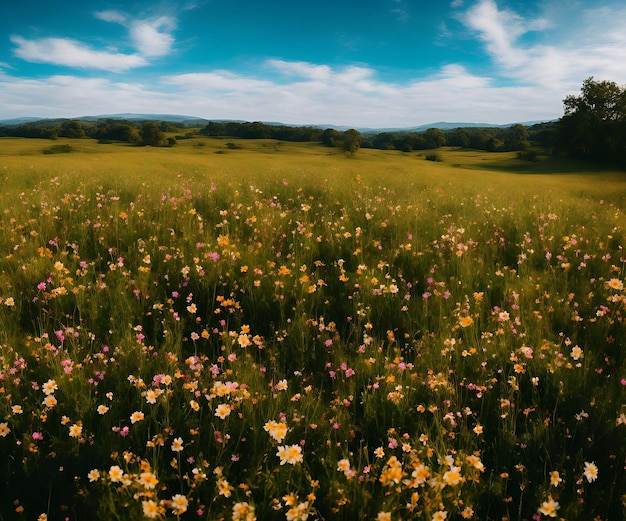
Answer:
[0,141,625,520]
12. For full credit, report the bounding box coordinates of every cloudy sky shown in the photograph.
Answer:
[1,0,625,127]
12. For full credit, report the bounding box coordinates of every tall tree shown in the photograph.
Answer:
[557,77,626,165]
[60,120,85,138]
[342,129,361,156]
[321,128,341,147]
[505,124,529,151]
[563,77,624,121]
[140,122,165,146]
[423,128,446,148]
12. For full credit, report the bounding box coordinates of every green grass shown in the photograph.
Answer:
[0,137,625,521]
[2,137,624,202]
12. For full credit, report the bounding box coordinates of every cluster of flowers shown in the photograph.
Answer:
[0,174,623,520]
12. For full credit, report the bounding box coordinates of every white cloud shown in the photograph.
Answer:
[158,60,561,126]
[97,10,177,58]
[163,71,274,92]
[4,2,626,127]
[11,11,177,72]
[0,74,171,118]
[463,0,530,68]
[130,16,176,58]
[267,60,332,82]
[335,65,377,86]
[94,10,128,24]
[10,36,146,72]
[0,61,565,126]
[182,0,208,11]
[461,0,626,92]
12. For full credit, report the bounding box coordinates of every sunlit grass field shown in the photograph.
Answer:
[0,136,625,520]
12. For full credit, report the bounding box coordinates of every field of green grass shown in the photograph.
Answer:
[3,135,626,201]
[0,136,625,521]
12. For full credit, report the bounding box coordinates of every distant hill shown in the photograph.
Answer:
[0,114,555,131]
[353,120,554,134]
[75,113,212,125]
[0,114,211,126]
[0,117,44,125]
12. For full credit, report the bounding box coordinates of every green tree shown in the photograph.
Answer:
[237,122,270,139]
[423,128,446,148]
[563,77,625,121]
[448,128,471,148]
[557,77,626,165]
[486,136,504,152]
[342,129,361,156]
[160,121,178,133]
[140,122,165,146]
[98,123,141,144]
[505,124,529,151]
[372,132,398,150]
[60,120,85,138]
[321,128,341,147]
[200,122,227,136]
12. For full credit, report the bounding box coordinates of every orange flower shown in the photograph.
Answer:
[170,494,188,515]
[130,411,145,424]
[459,316,473,327]
[68,423,82,438]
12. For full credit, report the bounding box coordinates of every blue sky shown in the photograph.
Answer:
[1,0,625,127]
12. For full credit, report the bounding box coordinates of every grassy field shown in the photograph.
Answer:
[3,135,625,200]
[0,136,625,521]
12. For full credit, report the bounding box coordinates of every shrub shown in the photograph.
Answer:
[517,149,538,161]
[43,144,72,154]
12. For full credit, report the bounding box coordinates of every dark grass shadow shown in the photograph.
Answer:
[465,153,624,176]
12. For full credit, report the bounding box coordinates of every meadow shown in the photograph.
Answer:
[0,135,625,521]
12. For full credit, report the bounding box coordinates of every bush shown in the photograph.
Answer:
[43,144,72,154]
[425,153,442,162]
[517,149,538,161]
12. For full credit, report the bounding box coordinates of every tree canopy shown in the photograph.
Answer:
[557,77,626,166]
[140,122,165,147]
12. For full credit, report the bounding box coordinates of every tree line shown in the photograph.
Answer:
[0,119,181,146]
[0,115,552,154]
[0,78,623,166]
